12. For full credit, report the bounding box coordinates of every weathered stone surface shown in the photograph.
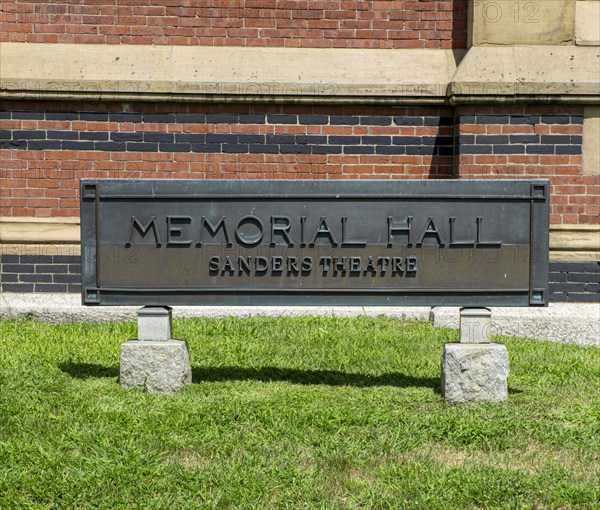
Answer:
[442,343,509,404]
[138,306,172,341]
[120,340,192,394]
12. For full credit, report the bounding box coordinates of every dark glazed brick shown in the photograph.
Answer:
[296,135,326,145]
[476,115,509,124]
[0,141,26,149]
[249,144,280,154]
[330,116,359,125]
[3,264,34,273]
[458,135,475,144]
[28,141,62,150]
[14,130,45,139]
[127,142,159,152]
[62,141,94,150]
[344,146,374,154]
[569,273,600,283]
[239,114,266,124]
[143,113,176,122]
[53,274,81,284]
[526,145,555,155]
[556,146,582,155]
[175,114,206,123]
[436,146,454,156]
[80,113,109,121]
[0,112,11,119]
[360,116,392,126]
[35,283,67,292]
[549,272,567,282]
[191,143,221,153]
[312,145,342,154]
[159,143,190,152]
[394,116,424,126]
[109,113,142,122]
[46,112,78,120]
[510,115,537,125]
[406,146,436,155]
[68,284,82,293]
[222,144,248,153]
[36,264,69,274]
[567,293,600,303]
[238,134,266,144]
[510,135,539,144]
[95,142,126,151]
[68,264,82,274]
[266,134,294,144]
[145,132,175,143]
[111,132,143,142]
[299,115,328,125]
[585,283,600,293]
[280,144,311,154]
[0,274,19,283]
[376,146,406,155]
[458,115,476,123]
[175,133,205,143]
[494,145,525,154]
[549,292,568,302]
[267,115,297,124]
[80,131,109,141]
[206,134,237,144]
[21,255,53,263]
[540,115,571,124]
[205,114,239,123]
[20,274,52,283]
[2,283,34,292]
[0,130,11,139]
[362,136,391,145]
[53,256,78,264]
[571,136,583,144]
[12,111,44,119]
[550,282,587,293]
[1,254,19,263]
[477,135,509,144]
[47,130,78,139]
[540,135,572,144]
[393,136,421,145]
[329,135,360,145]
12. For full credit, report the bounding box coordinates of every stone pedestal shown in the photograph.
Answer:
[441,308,509,404]
[442,343,509,403]
[119,307,192,394]
[460,307,492,343]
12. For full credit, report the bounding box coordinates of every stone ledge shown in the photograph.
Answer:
[0,43,463,103]
[449,45,600,102]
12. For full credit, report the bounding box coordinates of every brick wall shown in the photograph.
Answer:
[549,262,600,303]
[456,106,598,225]
[0,254,81,293]
[0,0,468,48]
[0,102,455,218]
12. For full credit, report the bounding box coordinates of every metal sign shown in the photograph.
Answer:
[80,179,549,306]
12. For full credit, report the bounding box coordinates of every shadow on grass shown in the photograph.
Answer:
[59,362,439,391]
[193,366,440,390]
[59,363,119,379]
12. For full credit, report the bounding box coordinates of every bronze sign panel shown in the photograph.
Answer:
[81,179,549,306]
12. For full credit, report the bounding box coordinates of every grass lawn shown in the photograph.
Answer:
[0,316,598,509]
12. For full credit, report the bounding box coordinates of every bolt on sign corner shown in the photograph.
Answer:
[80,179,549,307]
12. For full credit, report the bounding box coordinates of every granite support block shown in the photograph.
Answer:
[120,339,192,394]
[442,343,509,404]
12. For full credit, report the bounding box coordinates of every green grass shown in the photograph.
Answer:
[0,316,598,509]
